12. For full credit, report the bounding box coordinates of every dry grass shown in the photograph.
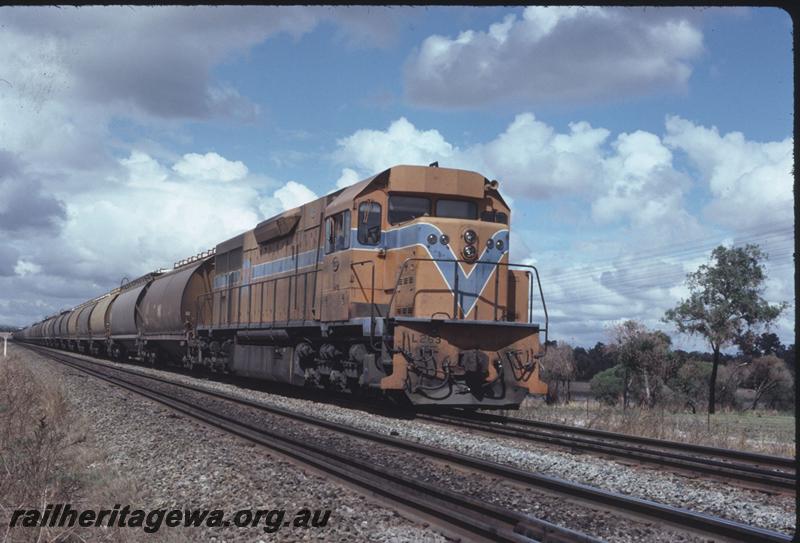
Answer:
[1,348,87,542]
[0,345,189,543]
[514,396,795,457]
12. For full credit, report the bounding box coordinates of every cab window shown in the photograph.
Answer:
[481,210,508,224]
[325,210,351,254]
[357,201,382,245]
[388,195,430,225]
[436,199,478,220]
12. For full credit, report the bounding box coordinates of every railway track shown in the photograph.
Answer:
[22,345,596,543]
[24,345,794,543]
[417,412,796,492]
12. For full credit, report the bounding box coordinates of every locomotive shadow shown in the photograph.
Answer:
[149,358,421,420]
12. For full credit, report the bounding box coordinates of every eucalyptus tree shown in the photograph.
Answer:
[664,244,785,414]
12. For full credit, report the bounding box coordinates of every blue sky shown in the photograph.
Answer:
[0,6,793,350]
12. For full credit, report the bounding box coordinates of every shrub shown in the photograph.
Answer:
[540,342,577,404]
[606,321,676,408]
[715,363,748,409]
[668,359,712,413]
[743,355,795,410]
[590,366,625,406]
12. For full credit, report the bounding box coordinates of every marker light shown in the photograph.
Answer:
[427,234,438,245]
[440,234,449,245]
[495,239,505,251]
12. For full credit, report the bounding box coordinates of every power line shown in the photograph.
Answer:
[545,245,791,293]
[546,259,794,306]
[529,219,792,271]
[542,225,793,285]
[549,247,795,290]
[549,257,794,304]
[538,225,793,284]
[543,247,794,294]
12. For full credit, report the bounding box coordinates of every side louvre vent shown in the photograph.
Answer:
[254,211,302,245]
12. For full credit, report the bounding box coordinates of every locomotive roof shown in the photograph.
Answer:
[325,164,499,216]
[325,171,387,215]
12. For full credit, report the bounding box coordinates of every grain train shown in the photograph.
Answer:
[15,165,548,408]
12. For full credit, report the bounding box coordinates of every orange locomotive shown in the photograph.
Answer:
[18,164,548,408]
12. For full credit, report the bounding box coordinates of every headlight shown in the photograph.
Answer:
[486,239,494,249]
[463,245,477,260]
[427,233,438,245]
[495,239,504,251]
[440,234,449,245]
[463,229,477,244]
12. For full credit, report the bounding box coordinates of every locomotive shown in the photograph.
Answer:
[16,164,549,408]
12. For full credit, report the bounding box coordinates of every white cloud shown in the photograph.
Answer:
[405,7,704,108]
[0,6,407,193]
[173,152,249,182]
[477,113,610,197]
[0,7,413,125]
[521,6,608,41]
[335,117,455,174]
[336,113,791,241]
[14,260,42,276]
[0,8,309,125]
[335,168,361,190]
[663,116,793,229]
[121,151,170,187]
[55,151,270,280]
[592,130,692,228]
[273,181,318,211]
[335,114,689,226]
[0,150,318,326]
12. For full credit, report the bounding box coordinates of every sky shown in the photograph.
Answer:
[0,6,794,350]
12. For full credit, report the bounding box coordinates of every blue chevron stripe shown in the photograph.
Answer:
[357,222,509,317]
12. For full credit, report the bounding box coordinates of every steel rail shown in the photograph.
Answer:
[437,411,796,470]
[25,345,794,543]
[417,414,796,490]
[28,346,595,543]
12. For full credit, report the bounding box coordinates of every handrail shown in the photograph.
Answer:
[387,257,548,345]
[192,256,549,353]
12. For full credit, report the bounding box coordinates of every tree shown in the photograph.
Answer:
[663,244,785,414]
[573,346,590,379]
[540,342,577,404]
[575,342,615,380]
[670,360,712,413]
[738,330,786,358]
[744,355,794,410]
[715,362,749,409]
[606,321,675,408]
[589,366,625,406]
[755,332,785,356]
